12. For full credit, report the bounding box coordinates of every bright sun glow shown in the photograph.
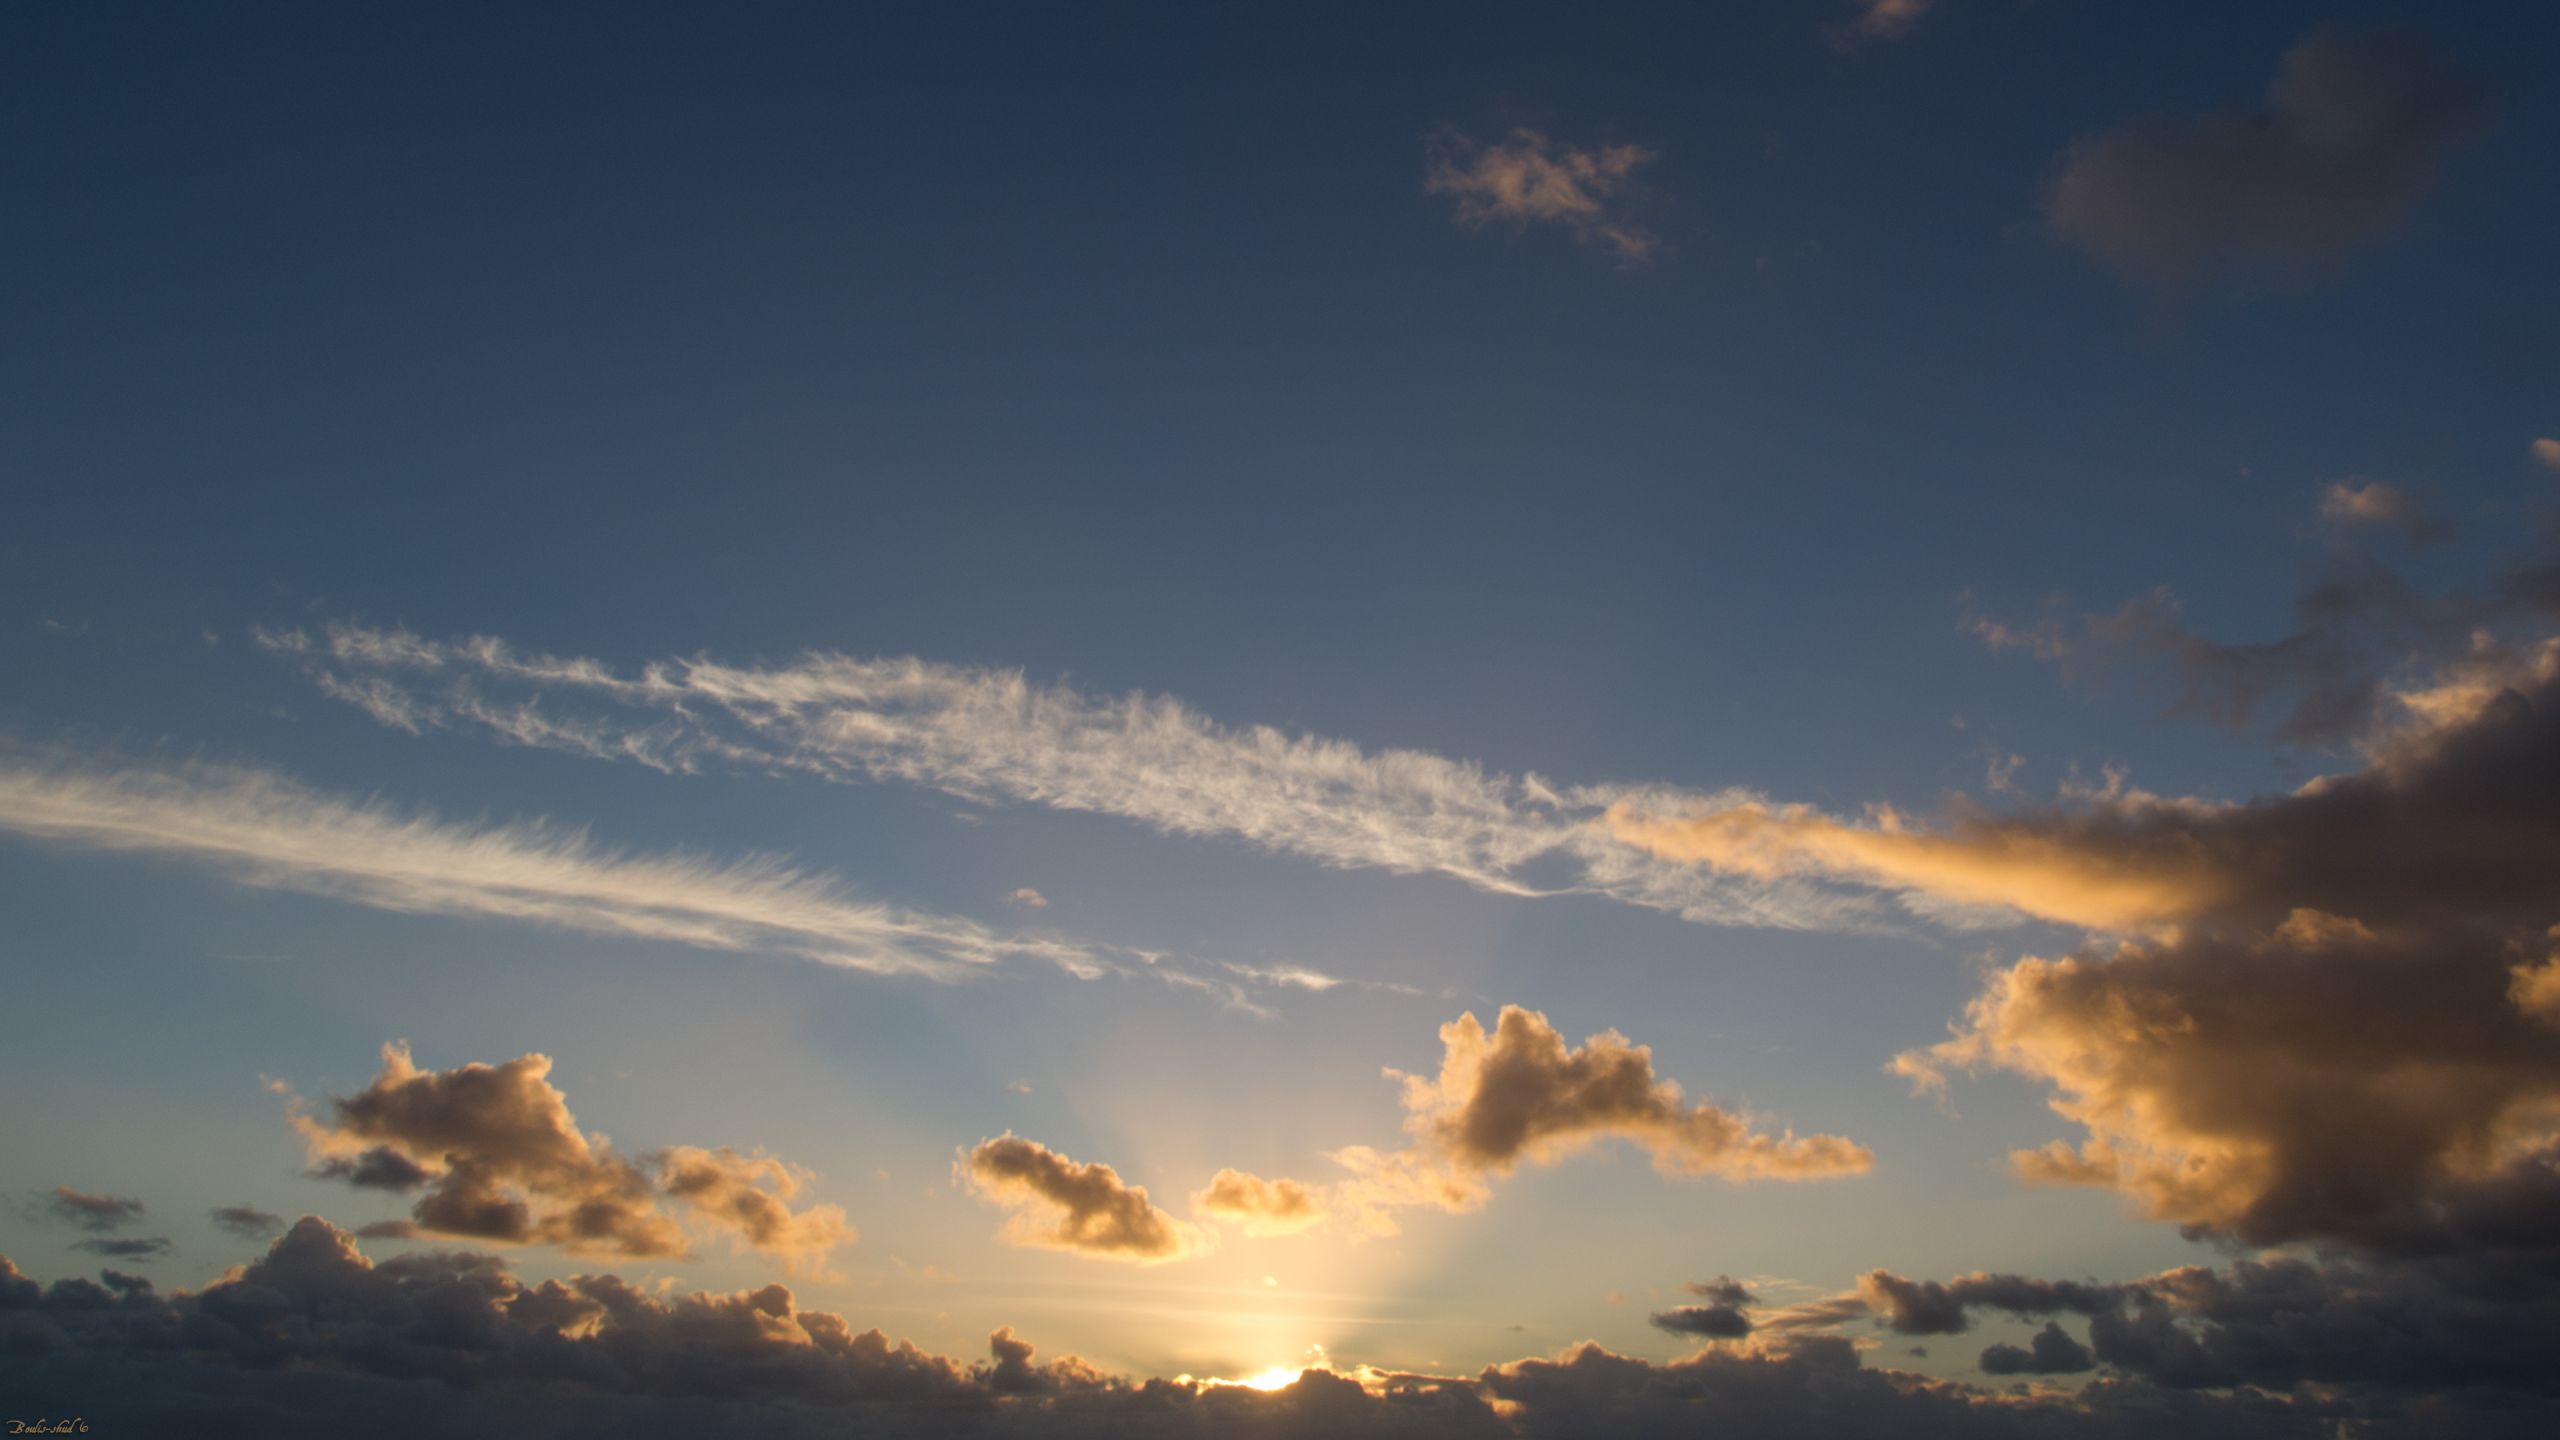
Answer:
[1236,1366,1302,1391]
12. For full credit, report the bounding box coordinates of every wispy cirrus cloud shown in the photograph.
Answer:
[0,748,1097,983]
[260,624,1887,935]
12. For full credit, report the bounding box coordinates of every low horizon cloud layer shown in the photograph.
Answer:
[7,1217,2554,1438]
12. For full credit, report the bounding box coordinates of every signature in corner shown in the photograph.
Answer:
[6,1422,90,1435]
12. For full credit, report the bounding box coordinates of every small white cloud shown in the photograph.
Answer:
[1006,887,1048,910]
[1006,1080,1034,1096]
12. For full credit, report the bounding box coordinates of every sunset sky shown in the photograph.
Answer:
[5,2,2560,1435]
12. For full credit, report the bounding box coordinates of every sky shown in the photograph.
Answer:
[4,0,2560,1434]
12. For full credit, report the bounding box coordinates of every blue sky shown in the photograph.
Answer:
[5,2,2560,1434]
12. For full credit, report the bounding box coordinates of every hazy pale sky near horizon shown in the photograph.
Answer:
[5,2,2560,1434]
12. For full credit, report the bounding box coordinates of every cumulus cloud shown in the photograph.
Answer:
[2047,28,2479,288]
[262,622,1886,934]
[2537,438,2560,472]
[15,1224,2510,1438]
[0,748,1117,984]
[1981,1323,2097,1376]
[44,1186,145,1232]
[289,1044,851,1267]
[1006,887,1047,909]
[1424,128,1657,263]
[1272,1007,1869,1237]
[963,1136,1210,1264]
[1193,1169,1329,1236]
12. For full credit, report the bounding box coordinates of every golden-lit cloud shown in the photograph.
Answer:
[1423,128,1656,263]
[2534,437,2560,472]
[288,1044,851,1266]
[0,748,1100,982]
[1193,1169,1329,1236]
[1607,797,2225,931]
[963,1136,1211,1264]
[264,622,1885,934]
[1247,1007,1871,1238]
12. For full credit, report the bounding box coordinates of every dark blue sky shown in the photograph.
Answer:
[4,2,2559,1428]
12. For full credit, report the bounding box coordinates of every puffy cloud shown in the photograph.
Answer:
[1005,887,1048,909]
[1423,128,1657,264]
[1688,1274,1756,1306]
[208,1206,283,1240]
[1395,1007,1871,1181]
[264,624,1885,937]
[2536,438,2560,472]
[963,1136,1210,1263]
[1982,1323,2097,1376]
[291,1044,853,1266]
[2047,29,2478,288]
[1285,1007,1869,1237]
[13,1225,2505,1438]
[1193,1169,1328,1236]
[44,1186,145,1232]
[657,1147,856,1269]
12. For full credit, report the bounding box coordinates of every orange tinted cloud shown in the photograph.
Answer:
[963,1136,1210,1264]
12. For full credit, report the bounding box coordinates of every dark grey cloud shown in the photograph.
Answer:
[1649,1302,1752,1338]
[70,1238,170,1261]
[291,1044,850,1265]
[43,1185,145,1232]
[1982,1323,2097,1376]
[2047,28,2479,288]
[14,1229,2515,1440]
[210,1206,285,1240]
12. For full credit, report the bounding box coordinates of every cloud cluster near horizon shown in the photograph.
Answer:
[285,1043,851,1269]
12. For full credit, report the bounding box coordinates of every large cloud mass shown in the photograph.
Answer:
[2047,28,2477,287]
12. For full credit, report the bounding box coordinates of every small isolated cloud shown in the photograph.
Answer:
[209,1205,284,1240]
[45,1185,146,1232]
[2318,479,2445,544]
[963,1136,1210,1264]
[1194,1169,1329,1236]
[1005,887,1047,909]
[1837,0,1932,43]
[1650,1302,1753,1339]
[1005,1080,1035,1096]
[1425,128,1658,264]
[289,1044,852,1268]
[72,1237,171,1260]
[2047,28,2478,288]
[1289,1007,1870,1237]
[2536,437,2560,471]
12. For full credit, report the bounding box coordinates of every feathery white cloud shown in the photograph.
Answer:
[263,624,1887,935]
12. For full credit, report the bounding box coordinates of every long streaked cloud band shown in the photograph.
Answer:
[261,624,1887,934]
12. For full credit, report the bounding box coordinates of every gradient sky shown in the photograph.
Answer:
[5,2,2560,1434]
